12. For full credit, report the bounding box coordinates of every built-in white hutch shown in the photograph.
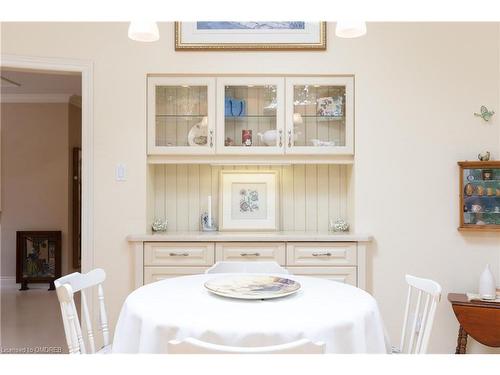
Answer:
[129,74,372,289]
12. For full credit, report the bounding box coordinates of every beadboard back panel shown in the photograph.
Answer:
[149,165,351,232]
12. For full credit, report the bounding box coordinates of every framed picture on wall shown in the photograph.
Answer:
[219,170,279,231]
[175,22,326,51]
[16,231,61,291]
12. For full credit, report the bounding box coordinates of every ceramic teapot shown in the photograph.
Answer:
[257,129,301,146]
[257,130,277,146]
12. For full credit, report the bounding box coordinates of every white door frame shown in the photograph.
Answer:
[1,54,95,274]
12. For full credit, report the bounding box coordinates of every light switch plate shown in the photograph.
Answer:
[115,163,126,181]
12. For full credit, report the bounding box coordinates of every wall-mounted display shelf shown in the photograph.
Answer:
[147,74,354,164]
[458,161,500,232]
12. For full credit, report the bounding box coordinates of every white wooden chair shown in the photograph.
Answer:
[394,274,442,354]
[54,268,111,354]
[168,337,325,354]
[205,261,289,275]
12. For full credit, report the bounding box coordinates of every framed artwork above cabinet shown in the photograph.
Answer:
[147,74,355,163]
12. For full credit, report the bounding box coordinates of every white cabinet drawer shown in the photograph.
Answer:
[144,242,215,266]
[144,266,209,284]
[286,242,357,266]
[215,242,286,265]
[287,266,357,286]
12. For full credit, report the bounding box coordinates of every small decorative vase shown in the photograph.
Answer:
[152,219,168,233]
[479,264,496,300]
[200,212,218,232]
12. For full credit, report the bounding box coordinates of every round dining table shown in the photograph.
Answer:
[112,273,390,353]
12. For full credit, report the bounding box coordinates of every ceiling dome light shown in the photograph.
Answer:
[128,21,160,42]
[335,21,367,38]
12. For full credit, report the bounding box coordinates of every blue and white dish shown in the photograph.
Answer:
[204,275,301,300]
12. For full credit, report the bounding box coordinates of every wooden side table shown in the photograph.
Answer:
[448,293,500,354]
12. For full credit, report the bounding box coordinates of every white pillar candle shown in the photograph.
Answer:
[207,195,212,227]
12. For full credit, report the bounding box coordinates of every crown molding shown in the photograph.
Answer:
[0,93,73,103]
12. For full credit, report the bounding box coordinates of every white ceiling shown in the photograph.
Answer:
[1,69,81,95]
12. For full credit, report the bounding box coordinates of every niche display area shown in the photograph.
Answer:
[130,74,371,289]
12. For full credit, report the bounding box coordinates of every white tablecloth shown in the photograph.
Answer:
[112,274,390,353]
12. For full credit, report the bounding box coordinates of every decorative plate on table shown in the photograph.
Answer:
[204,275,301,300]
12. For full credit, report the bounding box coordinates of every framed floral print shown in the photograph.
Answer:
[175,22,326,51]
[16,231,61,291]
[219,170,279,231]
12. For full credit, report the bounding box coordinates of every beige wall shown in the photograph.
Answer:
[1,22,499,353]
[1,103,72,276]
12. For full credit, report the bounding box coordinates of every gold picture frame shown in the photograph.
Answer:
[175,22,326,51]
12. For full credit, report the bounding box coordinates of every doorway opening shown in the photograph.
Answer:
[0,67,83,352]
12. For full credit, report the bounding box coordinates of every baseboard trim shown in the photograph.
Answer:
[0,276,16,287]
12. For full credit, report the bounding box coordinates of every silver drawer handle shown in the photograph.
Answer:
[240,252,260,257]
[312,252,332,257]
[169,252,189,257]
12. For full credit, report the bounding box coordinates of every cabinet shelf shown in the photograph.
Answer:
[464,195,500,198]
[225,115,276,119]
[464,179,500,182]
[156,114,207,118]
[301,115,345,121]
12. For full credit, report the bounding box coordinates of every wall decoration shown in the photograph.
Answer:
[219,170,278,231]
[16,231,61,290]
[478,151,490,161]
[458,161,500,231]
[175,22,326,51]
[474,106,495,122]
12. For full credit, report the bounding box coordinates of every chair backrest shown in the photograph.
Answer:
[205,261,289,275]
[168,337,325,354]
[398,274,442,354]
[54,268,109,354]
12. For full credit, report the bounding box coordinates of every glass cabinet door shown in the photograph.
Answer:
[216,77,285,154]
[460,162,500,230]
[285,77,354,155]
[148,77,215,155]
